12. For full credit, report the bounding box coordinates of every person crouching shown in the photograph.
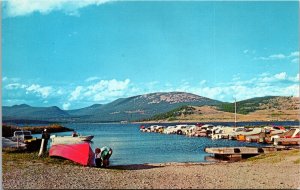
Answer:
[94,146,113,168]
[95,148,102,167]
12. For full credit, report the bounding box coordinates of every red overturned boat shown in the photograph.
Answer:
[49,143,95,166]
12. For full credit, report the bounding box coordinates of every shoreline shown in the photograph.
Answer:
[72,120,299,125]
[4,120,299,126]
[3,149,300,189]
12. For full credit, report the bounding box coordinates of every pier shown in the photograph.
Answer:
[204,146,288,160]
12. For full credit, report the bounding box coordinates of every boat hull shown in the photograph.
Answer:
[49,143,95,166]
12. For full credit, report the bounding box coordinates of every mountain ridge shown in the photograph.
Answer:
[2,92,299,123]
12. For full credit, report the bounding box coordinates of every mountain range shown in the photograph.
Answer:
[2,92,299,123]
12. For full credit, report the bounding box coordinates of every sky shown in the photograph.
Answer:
[2,0,299,110]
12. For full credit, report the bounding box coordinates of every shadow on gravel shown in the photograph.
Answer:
[108,164,164,171]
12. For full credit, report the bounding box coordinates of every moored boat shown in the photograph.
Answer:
[50,135,94,145]
[2,137,26,149]
[273,128,300,145]
[235,128,263,141]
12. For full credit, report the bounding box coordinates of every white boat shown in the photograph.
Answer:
[2,137,26,149]
[163,126,177,134]
[174,124,192,135]
[211,126,236,139]
[50,135,94,145]
[273,128,300,145]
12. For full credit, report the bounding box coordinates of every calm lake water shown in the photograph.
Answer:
[30,122,287,166]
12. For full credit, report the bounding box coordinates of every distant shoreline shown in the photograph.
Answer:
[134,120,299,124]
[4,120,299,126]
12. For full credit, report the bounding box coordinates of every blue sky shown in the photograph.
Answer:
[2,1,299,110]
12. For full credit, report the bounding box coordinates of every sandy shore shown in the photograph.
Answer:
[3,150,300,189]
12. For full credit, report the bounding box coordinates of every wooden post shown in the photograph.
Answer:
[17,135,19,149]
[38,139,45,157]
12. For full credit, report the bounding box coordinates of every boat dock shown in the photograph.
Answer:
[204,146,288,160]
[274,138,300,146]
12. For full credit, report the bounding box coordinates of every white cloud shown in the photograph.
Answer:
[295,73,299,82]
[291,58,299,64]
[258,54,285,60]
[3,77,20,82]
[5,83,22,90]
[87,79,131,101]
[289,73,299,82]
[146,81,159,87]
[93,90,125,101]
[4,0,111,17]
[232,75,240,81]
[282,84,299,97]
[67,78,131,103]
[274,72,287,80]
[107,79,130,91]
[269,54,286,59]
[260,72,297,83]
[243,49,256,54]
[3,74,299,109]
[85,76,100,82]
[289,51,299,57]
[57,89,64,95]
[259,72,269,77]
[199,80,207,85]
[257,51,299,62]
[175,80,191,92]
[26,84,52,98]
[87,79,130,92]
[62,102,71,110]
[178,72,300,101]
[69,86,83,101]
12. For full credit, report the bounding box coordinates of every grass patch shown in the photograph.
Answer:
[2,151,77,172]
[284,149,300,156]
[247,152,277,162]
[294,158,300,164]
[247,149,300,163]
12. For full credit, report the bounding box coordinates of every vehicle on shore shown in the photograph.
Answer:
[10,130,33,142]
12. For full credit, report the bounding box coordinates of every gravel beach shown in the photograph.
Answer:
[3,149,300,189]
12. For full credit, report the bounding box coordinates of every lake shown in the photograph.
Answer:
[32,123,277,166]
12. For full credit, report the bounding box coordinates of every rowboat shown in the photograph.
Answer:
[49,143,95,166]
[50,135,94,145]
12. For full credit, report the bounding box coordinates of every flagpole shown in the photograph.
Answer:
[234,98,237,128]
